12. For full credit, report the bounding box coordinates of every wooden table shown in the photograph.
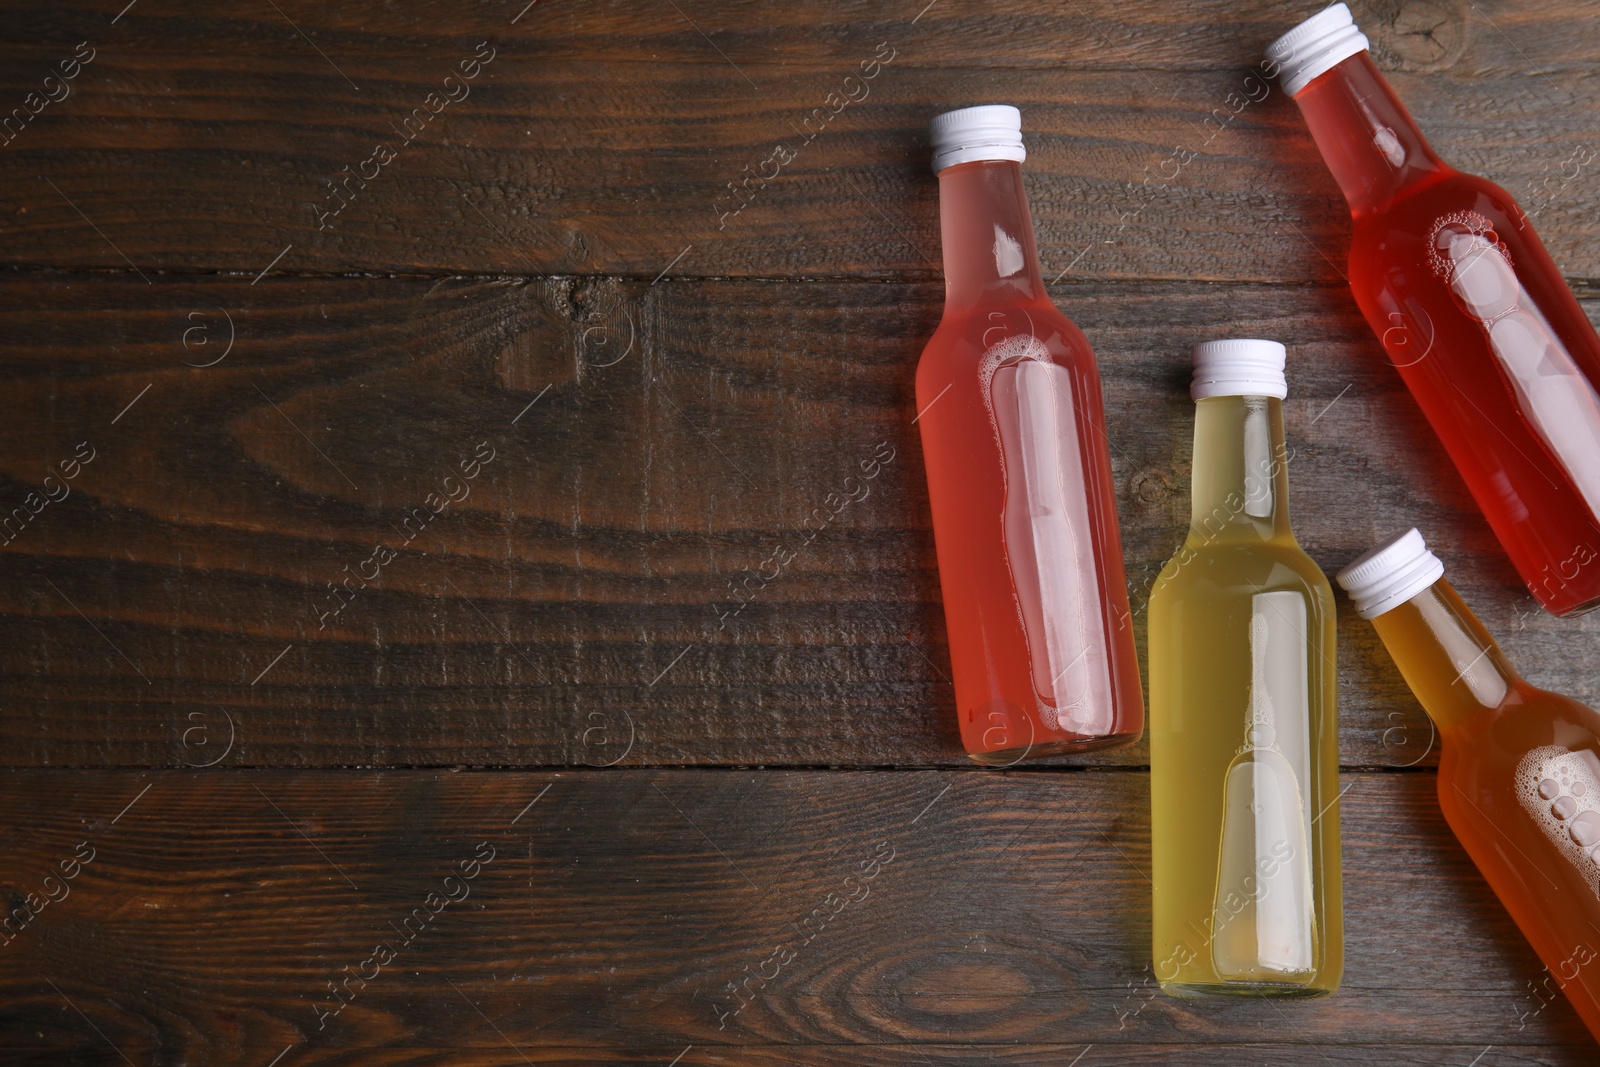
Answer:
[3,0,1598,1062]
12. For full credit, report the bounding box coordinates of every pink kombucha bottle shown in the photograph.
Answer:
[916,105,1144,763]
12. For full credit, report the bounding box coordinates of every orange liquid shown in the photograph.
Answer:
[916,159,1142,762]
[1296,53,1600,616]
[1371,580,1600,1039]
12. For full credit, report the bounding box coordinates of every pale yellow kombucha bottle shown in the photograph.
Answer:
[1148,339,1343,996]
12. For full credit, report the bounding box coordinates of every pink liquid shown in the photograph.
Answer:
[1294,52,1600,616]
[916,159,1143,762]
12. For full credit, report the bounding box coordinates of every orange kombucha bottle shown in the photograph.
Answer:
[1338,529,1600,1040]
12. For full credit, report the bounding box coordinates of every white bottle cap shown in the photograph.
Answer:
[1267,3,1372,98]
[1191,338,1288,400]
[1336,528,1446,619]
[930,105,1026,173]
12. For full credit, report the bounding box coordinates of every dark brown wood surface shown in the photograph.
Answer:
[1,0,1598,283]
[3,0,1600,1061]
[3,769,1596,1065]
[0,271,1590,768]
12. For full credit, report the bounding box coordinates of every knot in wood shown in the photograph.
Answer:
[1376,0,1470,72]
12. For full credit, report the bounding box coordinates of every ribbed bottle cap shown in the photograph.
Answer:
[930,105,1026,173]
[1191,338,1288,400]
[1267,3,1372,97]
[1336,528,1446,619]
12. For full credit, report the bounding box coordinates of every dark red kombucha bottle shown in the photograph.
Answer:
[1270,4,1600,616]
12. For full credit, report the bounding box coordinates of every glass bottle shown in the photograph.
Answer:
[1149,339,1343,996]
[1268,3,1600,617]
[1337,529,1600,1041]
[916,105,1143,763]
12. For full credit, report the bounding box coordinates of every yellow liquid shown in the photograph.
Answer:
[1148,396,1343,996]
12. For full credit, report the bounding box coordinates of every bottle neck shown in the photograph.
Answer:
[1188,395,1293,543]
[1368,580,1518,734]
[1292,52,1450,218]
[936,159,1048,313]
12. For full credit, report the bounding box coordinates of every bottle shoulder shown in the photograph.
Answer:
[920,299,1096,372]
[1450,686,1600,757]
[1151,536,1334,604]
[1349,169,1522,249]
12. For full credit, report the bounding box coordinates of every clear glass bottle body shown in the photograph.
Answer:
[1294,52,1600,616]
[916,159,1143,763]
[1149,395,1343,995]
[1369,580,1600,1039]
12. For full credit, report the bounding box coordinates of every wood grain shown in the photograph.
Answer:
[7,0,1600,1060]
[2,272,1593,768]
[0,0,1597,281]
[0,768,1592,1064]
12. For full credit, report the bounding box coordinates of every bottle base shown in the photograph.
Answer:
[966,730,1142,766]
[1549,590,1600,619]
[1158,978,1334,999]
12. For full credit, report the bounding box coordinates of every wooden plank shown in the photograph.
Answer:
[5,1049,1579,1067]
[2,272,1594,768]
[9,1049,1582,1067]
[0,0,1597,280]
[0,768,1591,1063]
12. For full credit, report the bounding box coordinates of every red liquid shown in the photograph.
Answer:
[916,159,1143,763]
[1294,53,1600,616]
